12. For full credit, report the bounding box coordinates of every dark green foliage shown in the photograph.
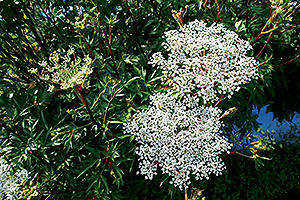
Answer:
[124,139,300,200]
[200,141,300,199]
[1,0,300,199]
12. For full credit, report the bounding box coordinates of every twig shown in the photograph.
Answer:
[273,57,300,68]
[214,95,224,108]
[95,7,118,76]
[277,21,300,34]
[74,85,96,124]
[255,32,273,60]
[103,86,124,124]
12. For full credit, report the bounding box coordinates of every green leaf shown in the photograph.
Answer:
[85,146,100,157]
[112,163,122,179]
[77,159,98,178]
[129,135,135,143]
[100,175,110,194]
[147,75,164,84]
[159,174,170,187]
[87,177,99,192]
[117,134,132,140]
[115,157,133,165]
[108,120,123,124]
[40,109,49,130]
[0,94,8,106]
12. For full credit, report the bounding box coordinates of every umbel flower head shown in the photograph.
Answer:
[123,91,232,190]
[30,46,93,92]
[0,156,30,199]
[149,20,259,103]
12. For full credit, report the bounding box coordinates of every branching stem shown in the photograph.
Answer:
[74,85,96,124]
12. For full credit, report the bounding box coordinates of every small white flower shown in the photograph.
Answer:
[124,91,232,189]
[47,85,55,92]
[28,68,38,74]
[38,60,48,67]
[124,19,258,190]
[39,47,93,90]
[0,156,30,199]
[148,20,259,103]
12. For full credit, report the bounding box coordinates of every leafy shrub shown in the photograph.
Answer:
[0,0,299,199]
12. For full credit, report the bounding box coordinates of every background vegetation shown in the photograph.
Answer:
[0,0,299,199]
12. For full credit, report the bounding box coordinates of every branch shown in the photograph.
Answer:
[277,21,300,34]
[95,7,118,76]
[255,32,273,60]
[74,85,96,125]
[273,57,300,68]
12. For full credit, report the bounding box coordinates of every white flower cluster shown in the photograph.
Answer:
[124,19,259,189]
[30,46,93,91]
[0,156,30,200]
[149,20,259,103]
[124,91,232,189]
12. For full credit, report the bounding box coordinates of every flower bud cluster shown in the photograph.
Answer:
[0,156,30,199]
[149,20,259,103]
[30,46,93,91]
[123,91,233,189]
